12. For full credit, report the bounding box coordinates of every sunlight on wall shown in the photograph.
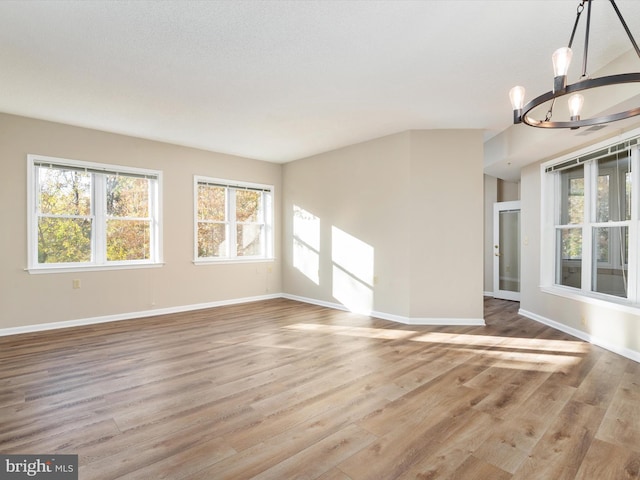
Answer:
[332,226,374,314]
[293,205,320,285]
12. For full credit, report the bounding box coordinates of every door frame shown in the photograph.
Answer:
[493,201,521,301]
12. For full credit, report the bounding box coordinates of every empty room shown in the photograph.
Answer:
[1,1,640,479]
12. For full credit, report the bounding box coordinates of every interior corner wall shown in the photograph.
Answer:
[281,129,485,322]
[281,131,413,318]
[408,130,484,320]
[0,113,282,330]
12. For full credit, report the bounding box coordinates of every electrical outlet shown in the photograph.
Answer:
[72,279,81,289]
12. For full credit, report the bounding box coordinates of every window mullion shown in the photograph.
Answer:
[228,188,236,258]
[149,177,157,263]
[265,191,273,258]
[193,177,199,262]
[94,173,106,264]
[582,161,594,293]
[260,191,267,257]
[30,165,41,267]
[550,172,560,285]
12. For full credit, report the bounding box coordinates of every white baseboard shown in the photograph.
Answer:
[0,292,488,338]
[519,308,640,364]
[0,293,282,337]
[282,293,485,326]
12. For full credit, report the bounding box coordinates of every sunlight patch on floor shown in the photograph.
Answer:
[284,323,588,371]
[285,323,417,340]
[449,347,584,371]
[411,331,588,354]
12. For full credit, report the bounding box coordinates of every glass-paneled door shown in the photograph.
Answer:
[493,201,521,301]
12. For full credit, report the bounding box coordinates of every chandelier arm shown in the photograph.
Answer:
[524,106,640,129]
[520,73,640,128]
[609,0,640,60]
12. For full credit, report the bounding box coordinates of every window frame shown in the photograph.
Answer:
[193,176,274,264]
[27,154,163,274]
[541,128,640,309]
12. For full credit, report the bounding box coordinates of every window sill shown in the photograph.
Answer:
[26,262,165,275]
[540,285,640,315]
[193,257,276,266]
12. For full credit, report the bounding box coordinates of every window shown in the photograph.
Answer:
[542,132,640,304]
[194,176,273,262]
[28,155,162,272]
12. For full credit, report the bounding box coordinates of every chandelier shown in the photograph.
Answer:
[509,0,640,129]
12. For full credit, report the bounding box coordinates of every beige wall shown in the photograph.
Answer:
[484,175,498,294]
[1,113,485,330]
[282,131,412,317]
[282,129,484,322]
[497,179,519,202]
[0,113,282,330]
[408,130,484,319]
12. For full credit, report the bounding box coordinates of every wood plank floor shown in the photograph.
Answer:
[1,297,639,479]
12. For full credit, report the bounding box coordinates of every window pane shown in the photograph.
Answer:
[237,224,263,256]
[198,185,226,221]
[235,190,261,222]
[559,165,584,224]
[594,226,609,263]
[38,217,92,263]
[198,223,227,257]
[107,175,149,218]
[557,228,581,288]
[592,226,628,298]
[38,167,91,216]
[596,174,610,222]
[596,154,631,222]
[107,220,150,261]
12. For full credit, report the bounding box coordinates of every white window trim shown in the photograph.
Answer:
[541,127,640,309]
[27,154,163,274]
[193,176,275,264]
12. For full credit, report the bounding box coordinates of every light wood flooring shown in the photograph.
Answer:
[1,298,639,479]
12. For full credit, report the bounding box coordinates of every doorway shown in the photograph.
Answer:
[493,201,521,301]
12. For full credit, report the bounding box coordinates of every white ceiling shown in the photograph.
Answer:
[1,0,640,172]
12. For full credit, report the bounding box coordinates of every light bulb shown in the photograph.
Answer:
[552,47,573,77]
[509,86,526,110]
[568,93,584,119]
